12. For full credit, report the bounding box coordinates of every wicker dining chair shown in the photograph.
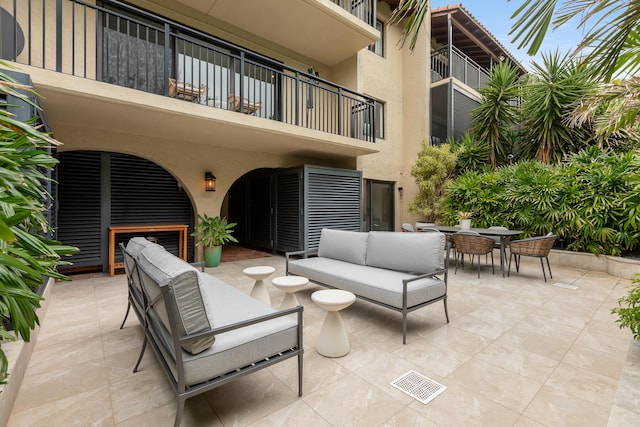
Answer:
[452,232,495,278]
[507,234,556,282]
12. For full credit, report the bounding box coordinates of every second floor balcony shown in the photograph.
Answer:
[431,46,490,93]
[0,0,377,154]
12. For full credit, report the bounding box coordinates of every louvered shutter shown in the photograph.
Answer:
[274,169,302,252]
[305,166,362,250]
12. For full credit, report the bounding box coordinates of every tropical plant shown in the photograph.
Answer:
[409,141,457,222]
[450,132,491,173]
[439,148,640,256]
[191,214,238,247]
[509,0,640,82]
[387,0,430,51]
[0,66,78,384]
[611,274,640,342]
[470,62,521,167]
[519,51,596,163]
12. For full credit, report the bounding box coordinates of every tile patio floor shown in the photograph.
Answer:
[7,254,640,426]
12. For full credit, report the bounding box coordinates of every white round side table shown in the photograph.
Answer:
[271,276,309,309]
[243,266,275,306]
[311,289,356,357]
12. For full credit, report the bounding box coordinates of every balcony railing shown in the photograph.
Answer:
[431,46,490,91]
[330,0,376,27]
[0,0,376,143]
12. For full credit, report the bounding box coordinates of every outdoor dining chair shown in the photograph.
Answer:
[401,223,415,232]
[452,231,495,278]
[507,233,557,282]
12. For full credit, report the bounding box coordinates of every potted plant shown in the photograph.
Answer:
[611,274,640,343]
[459,211,473,230]
[191,214,238,267]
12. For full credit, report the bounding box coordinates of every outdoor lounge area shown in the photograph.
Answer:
[6,252,640,426]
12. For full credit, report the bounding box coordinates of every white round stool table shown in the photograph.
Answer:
[311,289,356,357]
[271,276,309,309]
[243,266,275,306]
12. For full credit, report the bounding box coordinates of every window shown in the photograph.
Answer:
[373,101,385,140]
[368,20,384,57]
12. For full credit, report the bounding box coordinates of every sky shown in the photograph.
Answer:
[432,0,586,71]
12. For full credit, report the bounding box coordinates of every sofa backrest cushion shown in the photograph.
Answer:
[137,245,215,354]
[317,228,369,265]
[366,231,445,274]
[126,236,163,258]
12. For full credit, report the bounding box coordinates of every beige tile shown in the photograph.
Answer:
[394,337,471,378]
[498,327,573,361]
[332,333,390,372]
[247,400,330,427]
[303,373,405,427]
[24,331,104,376]
[380,407,439,427]
[606,405,640,427]
[523,385,611,427]
[410,381,520,427]
[109,365,175,423]
[613,371,640,413]
[116,395,220,427]
[8,386,113,427]
[354,352,441,405]
[268,349,348,396]
[205,369,299,426]
[513,415,546,426]
[562,343,626,379]
[446,359,542,412]
[13,358,108,413]
[545,362,618,408]
[475,340,558,383]
[450,312,514,340]
[420,324,493,356]
[514,312,583,344]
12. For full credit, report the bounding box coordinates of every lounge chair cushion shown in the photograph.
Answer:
[366,231,445,274]
[137,245,215,354]
[126,236,163,257]
[317,228,369,265]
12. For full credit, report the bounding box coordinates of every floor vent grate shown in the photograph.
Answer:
[390,370,447,404]
[553,282,578,290]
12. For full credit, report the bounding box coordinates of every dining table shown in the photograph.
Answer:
[416,224,523,277]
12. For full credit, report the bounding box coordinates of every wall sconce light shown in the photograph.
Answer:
[205,172,216,192]
[398,186,404,196]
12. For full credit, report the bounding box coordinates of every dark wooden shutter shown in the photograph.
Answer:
[57,151,103,268]
[274,169,302,252]
[305,166,362,250]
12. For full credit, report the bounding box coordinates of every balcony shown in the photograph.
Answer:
[431,46,490,93]
[173,0,379,66]
[0,0,377,157]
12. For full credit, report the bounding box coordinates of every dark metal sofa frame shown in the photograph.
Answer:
[120,245,304,427]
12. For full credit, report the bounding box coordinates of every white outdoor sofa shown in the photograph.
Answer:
[122,237,303,427]
[286,228,449,344]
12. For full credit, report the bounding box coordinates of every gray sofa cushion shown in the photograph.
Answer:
[317,228,369,265]
[126,236,163,257]
[366,231,445,274]
[137,245,214,354]
[288,257,445,309]
[178,274,298,386]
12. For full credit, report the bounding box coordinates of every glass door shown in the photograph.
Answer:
[364,180,394,231]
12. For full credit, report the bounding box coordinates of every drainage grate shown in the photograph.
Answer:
[390,370,447,404]
[553,282,578,290]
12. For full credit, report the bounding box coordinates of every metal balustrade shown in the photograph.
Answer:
[430,46,490,92]
[1,0,375,142]
[330,0,376,27]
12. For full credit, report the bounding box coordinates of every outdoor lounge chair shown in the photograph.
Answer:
[452,231,495,278]
[168,78,207,102]
[508,234,556,282]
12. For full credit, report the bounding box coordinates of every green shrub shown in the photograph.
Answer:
[439,147,640,255]
[409,141,457,222]
[611,274,640,342]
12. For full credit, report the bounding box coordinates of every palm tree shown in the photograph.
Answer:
[470,62,521,167]
[390,1,639,82]
[509,0,639,81]
[519,51,596,163]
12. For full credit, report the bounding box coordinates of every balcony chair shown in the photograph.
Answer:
[508,233,556,282]
[452,231,495,278]
[168,78,207,103]
[227,94,262,115]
